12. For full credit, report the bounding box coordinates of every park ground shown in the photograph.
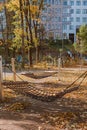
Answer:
[0,66,87,130]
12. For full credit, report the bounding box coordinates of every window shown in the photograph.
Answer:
[48,0,51,4]
[70,17,74,22]
[69,25,74,30]
[57,17,61,22]
[83,1,87,5]
[76,25,80,29]
[51,24,54,29]
[76,9,81,14]
[55,0,61,4]
[63,8,68,13]
[42,16,47,21]
[53,17,56,22]
[70,9,74,14]
[57,26,61,30]
[55,0,58,4]
[76,1,81,5]
[63,1,67,5]
[48,8,51,13]
[76,17,80,22]
[82,9,87,14]
[44,0,47,4]
[63,18,67,22]
[70,1,74,6]
[47,17,51,22]
[48,24,51,29]
[55,24,57,29]
[83,17,87,22]
[58,0,61,4]
[63,25,67,30]
[57,8,61,13]
[52,0,54,4]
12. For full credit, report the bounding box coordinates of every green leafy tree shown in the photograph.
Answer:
[74,24,87,53]
[48,38,73,52]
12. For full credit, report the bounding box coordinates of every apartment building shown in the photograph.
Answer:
[42,0,71,39]
[68,0,87,42]
[42,0,87,42]
[0,0,6,39]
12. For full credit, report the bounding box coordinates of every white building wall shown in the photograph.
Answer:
[42,0,87,41]
[63,0,87,41]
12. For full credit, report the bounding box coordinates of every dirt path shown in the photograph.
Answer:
[0,107,55,130]
[0,95,87,130]
[0,119,54,130]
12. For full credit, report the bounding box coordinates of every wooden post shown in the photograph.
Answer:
[11,58,16,81]
[0,56,3,100]
[58,57,61,81]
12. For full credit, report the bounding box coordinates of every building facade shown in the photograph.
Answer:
[42,0,71,39]
[68,0,87,42]
[0,0,6,39]
[42,0,87,42]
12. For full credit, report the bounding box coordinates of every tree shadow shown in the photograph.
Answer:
[0,82,87,129]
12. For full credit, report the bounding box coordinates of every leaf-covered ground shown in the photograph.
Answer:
[0,67,87,130]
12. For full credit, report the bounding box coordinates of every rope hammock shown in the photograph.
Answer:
[3,65,87,102]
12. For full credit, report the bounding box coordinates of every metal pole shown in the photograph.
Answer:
[0,56,3,100]
[80,43,83,71]
[11,58,16,81]
[58,57,61,81]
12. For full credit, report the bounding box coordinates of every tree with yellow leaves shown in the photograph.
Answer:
[6,0,44,67]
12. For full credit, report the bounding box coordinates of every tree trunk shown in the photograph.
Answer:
[28,48,32,67]
[33,21,39,64]
[36,46,39,64]
[24,0,33,67]
[19,0,25,68]
[25,17,33,67]
[4,0,9,62]
[33,0,44,64]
